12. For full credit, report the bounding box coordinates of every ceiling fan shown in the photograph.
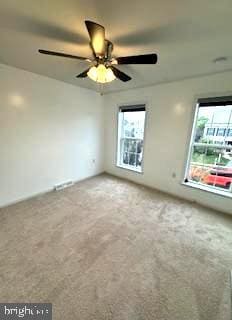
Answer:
[38,20,158,84]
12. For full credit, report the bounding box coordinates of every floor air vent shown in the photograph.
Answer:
[54,181,73,191]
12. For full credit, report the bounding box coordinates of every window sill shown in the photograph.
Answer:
[182,180,232,199]
[116,164,143,174]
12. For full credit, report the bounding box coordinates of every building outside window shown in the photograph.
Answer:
[206,128,215,136]
[216,128,226,136]
[227,128,232,136]
[117,105,146,172]
[185,96,232,195]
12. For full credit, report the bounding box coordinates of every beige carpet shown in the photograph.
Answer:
[0,174,231,320]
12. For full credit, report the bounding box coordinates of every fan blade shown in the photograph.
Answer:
[110,66,131,82]
[76,68,90,78]
[116,54,158,65]
[85,20,105,57]
[38,49,89,61]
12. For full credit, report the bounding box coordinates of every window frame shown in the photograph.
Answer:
[116,104,147,173]
[183,96,232,198]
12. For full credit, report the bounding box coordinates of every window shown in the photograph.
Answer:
[216,128,226,136]
[185,96,232,195]
[206,128,215,136]
[117,105,146,172]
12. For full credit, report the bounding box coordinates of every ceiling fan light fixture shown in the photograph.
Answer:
[87,64,116,83]
[39,21,158,84]
[87,66,98,81]
[105,67,116,83]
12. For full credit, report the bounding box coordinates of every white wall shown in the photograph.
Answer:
[104,71,232,215]
[1,62,232,215]
[0,63,104,207]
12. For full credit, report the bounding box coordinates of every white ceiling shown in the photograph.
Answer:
[0,0,232,94]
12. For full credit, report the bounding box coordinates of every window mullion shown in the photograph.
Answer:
[193,142,229,149]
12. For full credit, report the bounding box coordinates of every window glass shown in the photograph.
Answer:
[117,107,146,172]
[216,128,226,136]
[186,100,232,193]
[206,128,215,136]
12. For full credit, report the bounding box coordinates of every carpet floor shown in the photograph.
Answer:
[0,174,232,320]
